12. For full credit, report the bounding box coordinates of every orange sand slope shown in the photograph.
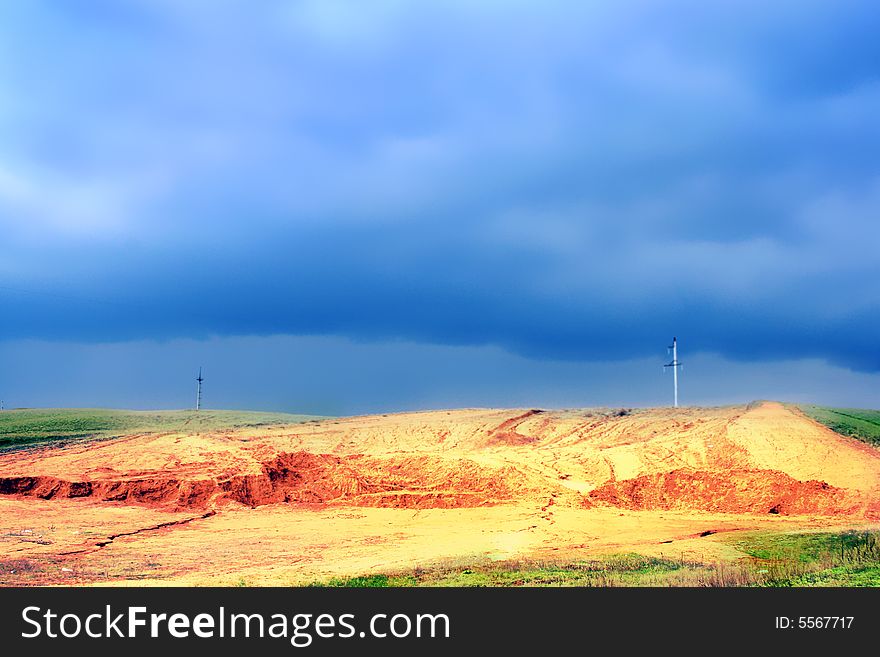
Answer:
[1,401,879,585]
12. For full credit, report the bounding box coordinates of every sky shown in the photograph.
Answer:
[0,1,879,414]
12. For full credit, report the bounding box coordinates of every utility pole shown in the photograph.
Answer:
[664,337,682,408]
[196,367,204,411]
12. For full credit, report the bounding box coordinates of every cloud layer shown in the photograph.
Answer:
[3,336,878,415]
[1,1,879,374]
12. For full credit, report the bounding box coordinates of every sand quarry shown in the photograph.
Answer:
[1,401,879,585]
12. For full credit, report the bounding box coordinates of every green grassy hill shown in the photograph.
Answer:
[0,408,324,451]
[798,405,880,448]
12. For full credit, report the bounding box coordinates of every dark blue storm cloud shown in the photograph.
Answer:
[1,1,879,372]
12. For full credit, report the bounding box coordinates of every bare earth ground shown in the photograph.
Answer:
[1,402,878,586]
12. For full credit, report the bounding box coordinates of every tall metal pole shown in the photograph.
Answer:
[196,367,203,411]
[664,337,682,408]
[672,338,678,408]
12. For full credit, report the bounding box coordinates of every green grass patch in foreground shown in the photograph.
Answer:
[306,530,880,587]
[309,555,693,587]
[727,529,880,586]
[0,408,325,451]
[307,554,759,587]
[798,404,880,448]
[731,528,879,563]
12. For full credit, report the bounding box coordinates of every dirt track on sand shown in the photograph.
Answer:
[1,402,878,585]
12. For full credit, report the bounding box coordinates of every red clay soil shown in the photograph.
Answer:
[0,451,534,510]
[0,475,216,508]
[588,467,864,516]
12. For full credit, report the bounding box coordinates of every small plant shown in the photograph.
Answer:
[311,574,394,587]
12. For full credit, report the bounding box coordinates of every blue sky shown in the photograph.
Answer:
[1,1,879,413]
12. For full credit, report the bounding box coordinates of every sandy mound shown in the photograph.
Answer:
[0,402,878,518]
